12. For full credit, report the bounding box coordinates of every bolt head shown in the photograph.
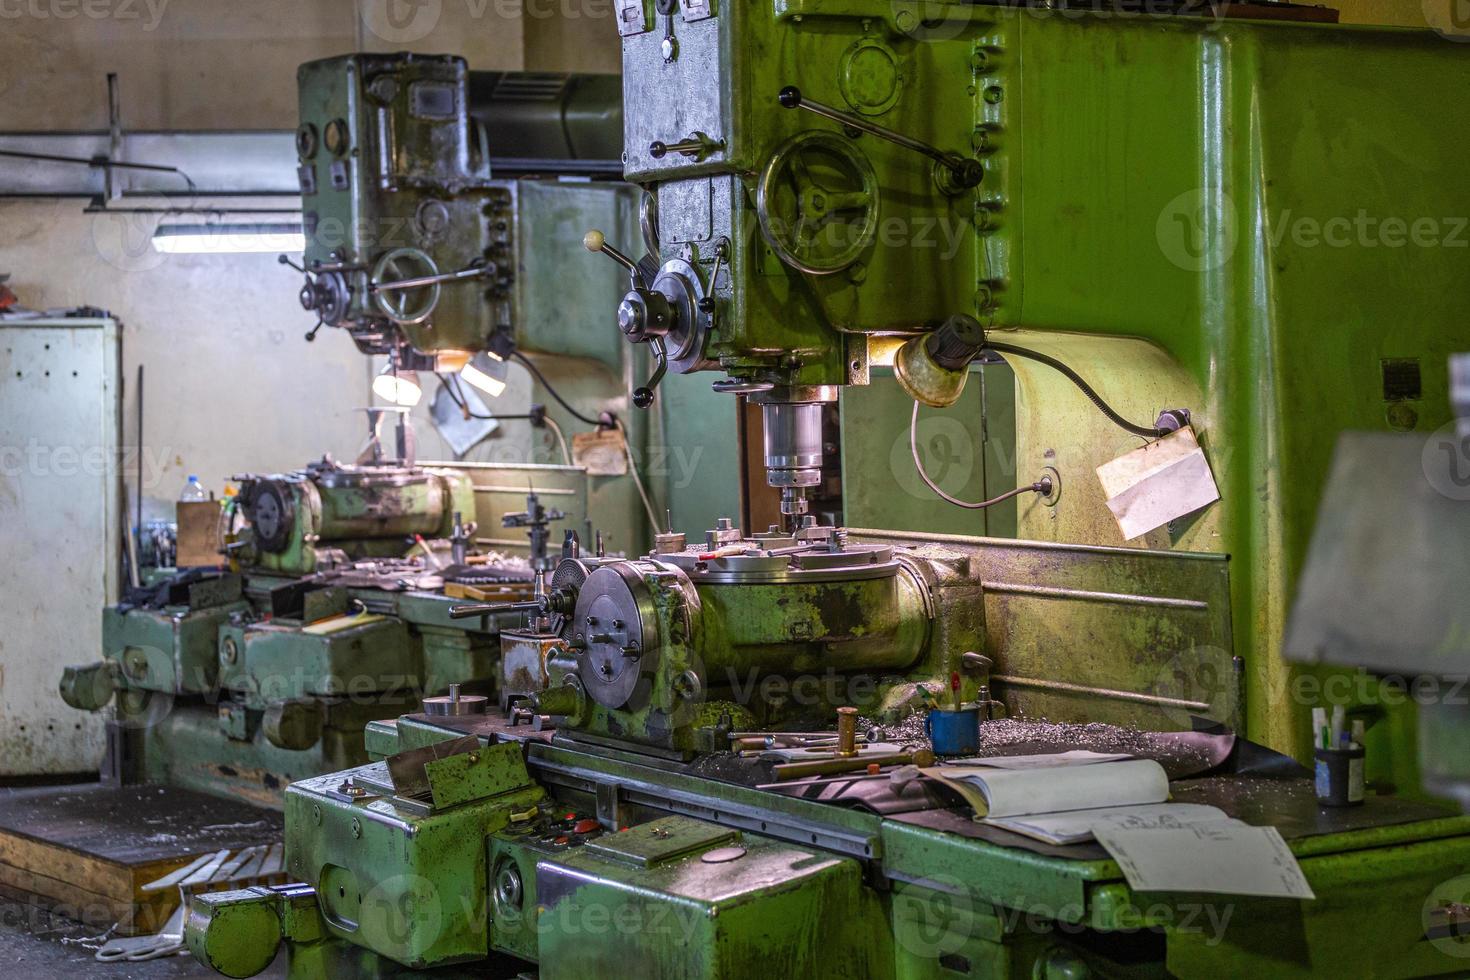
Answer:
[618,297,645,337]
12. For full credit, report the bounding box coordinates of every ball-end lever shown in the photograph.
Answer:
[584,230,644,287]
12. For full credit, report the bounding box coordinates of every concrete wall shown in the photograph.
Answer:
[0,1,629,521]
[0,198,373,519]
[0,0,621,132]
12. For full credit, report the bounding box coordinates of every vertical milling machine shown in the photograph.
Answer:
[185,6,1470,978]
[58,54,643,804]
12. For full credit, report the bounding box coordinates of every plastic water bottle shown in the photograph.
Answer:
[179,475,209,503]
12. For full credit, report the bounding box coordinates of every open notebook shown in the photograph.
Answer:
[925,757,1214,844]
[924,754,1315,899]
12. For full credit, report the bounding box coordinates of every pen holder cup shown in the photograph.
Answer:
[1314,746,1366,807]
[926,706,981,757]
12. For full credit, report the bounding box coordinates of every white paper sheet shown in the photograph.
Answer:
[1094,821,1316,899]
[944,750,1134,770]
[987,802,1228,846]
[1096,426,1220,540]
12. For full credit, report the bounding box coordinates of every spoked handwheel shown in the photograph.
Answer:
[756,130,881,275]
[371,247,441,325]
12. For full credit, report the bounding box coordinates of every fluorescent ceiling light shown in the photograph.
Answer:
[152,222,305,254]
[373,368,423,407]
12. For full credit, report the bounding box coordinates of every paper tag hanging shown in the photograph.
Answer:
[572,427,629,476]
[1096,426,1220,540]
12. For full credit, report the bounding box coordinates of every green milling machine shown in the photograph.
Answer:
[184,5,1470,979]
[58,54,653,806]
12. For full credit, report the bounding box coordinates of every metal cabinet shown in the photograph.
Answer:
[0,316,120,774]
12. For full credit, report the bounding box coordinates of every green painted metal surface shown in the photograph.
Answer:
[218,616,417,710]
[282,753,544,969]
[617,0,1470,768]
[99,589,247,696]
[224,716,1470,978]
[843,362,1018,537]
[185,887,284,979]
[73,564,517,806]
[239,466,472,577]
[654,370,744,536]
[536,818,893,980]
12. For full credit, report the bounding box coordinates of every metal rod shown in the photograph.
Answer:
[776,86,983,191]
[772,749,935,781]
[134,363,143,586]
[779,87,946,165]
[372,264,492,292]
[84,205,302,215]
[989,673,1211,711]
[836,707,859,757]
[755,772,895,791]
[448,599,547,619]
[0,148,183,175]
[582,229,639,277]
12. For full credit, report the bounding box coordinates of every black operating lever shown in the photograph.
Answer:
[778,86,984,190]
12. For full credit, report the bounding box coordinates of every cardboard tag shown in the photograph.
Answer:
[1096,427,1219,540]
[572,428,629,477]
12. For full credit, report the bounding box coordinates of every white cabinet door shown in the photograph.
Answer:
[0,317,119,774]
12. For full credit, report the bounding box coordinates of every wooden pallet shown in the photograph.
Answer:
[0,783,282,934]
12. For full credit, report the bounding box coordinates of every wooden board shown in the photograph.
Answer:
[177,499,223,568]
[0,783,282,934]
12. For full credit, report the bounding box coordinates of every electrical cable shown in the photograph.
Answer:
[510,351,604,427]
[983,340,1163,439]
[910,401,1052,510]
[0,148,198,192]
[542,415,572,467]
[615,419,664,533]
[435,375,573,465]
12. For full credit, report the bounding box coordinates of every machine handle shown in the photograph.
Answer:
[777,86,983,190]
[648,131,725,162]
[448,599,547,620]
[583,230,642,281]
[371,261,495,293]
[633,337,668,410]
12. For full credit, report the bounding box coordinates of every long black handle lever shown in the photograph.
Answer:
[778,86,983,190]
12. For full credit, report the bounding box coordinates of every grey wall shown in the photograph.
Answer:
[0,199,372,520]
[0,1,630,518]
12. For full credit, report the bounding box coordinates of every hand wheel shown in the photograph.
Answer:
[372,247,441,325]
[756,130,880,275]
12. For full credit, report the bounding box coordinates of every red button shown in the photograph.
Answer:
[573,819,599,835]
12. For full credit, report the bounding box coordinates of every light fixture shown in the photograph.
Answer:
[373,365,423,407]
[459,351,508,399]
[894,314,987,408]
[151,222,305,255]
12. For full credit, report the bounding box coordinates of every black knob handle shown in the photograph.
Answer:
[649,141,670,159]
[633,387,655,409]
[778,86,803,109]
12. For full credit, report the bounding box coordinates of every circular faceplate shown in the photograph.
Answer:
[572,565,659,709]
[248,481,294,553]
[840,38,903,116]
[650,258,711,375]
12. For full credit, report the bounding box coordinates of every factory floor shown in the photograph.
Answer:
[0,892,287,978]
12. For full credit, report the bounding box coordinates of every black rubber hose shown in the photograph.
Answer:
[510,351,605,428]
[984,340,1163,439]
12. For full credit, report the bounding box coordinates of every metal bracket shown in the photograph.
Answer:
[615,0,650,35]
[680,0,715,22]
[595,781,624,830]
